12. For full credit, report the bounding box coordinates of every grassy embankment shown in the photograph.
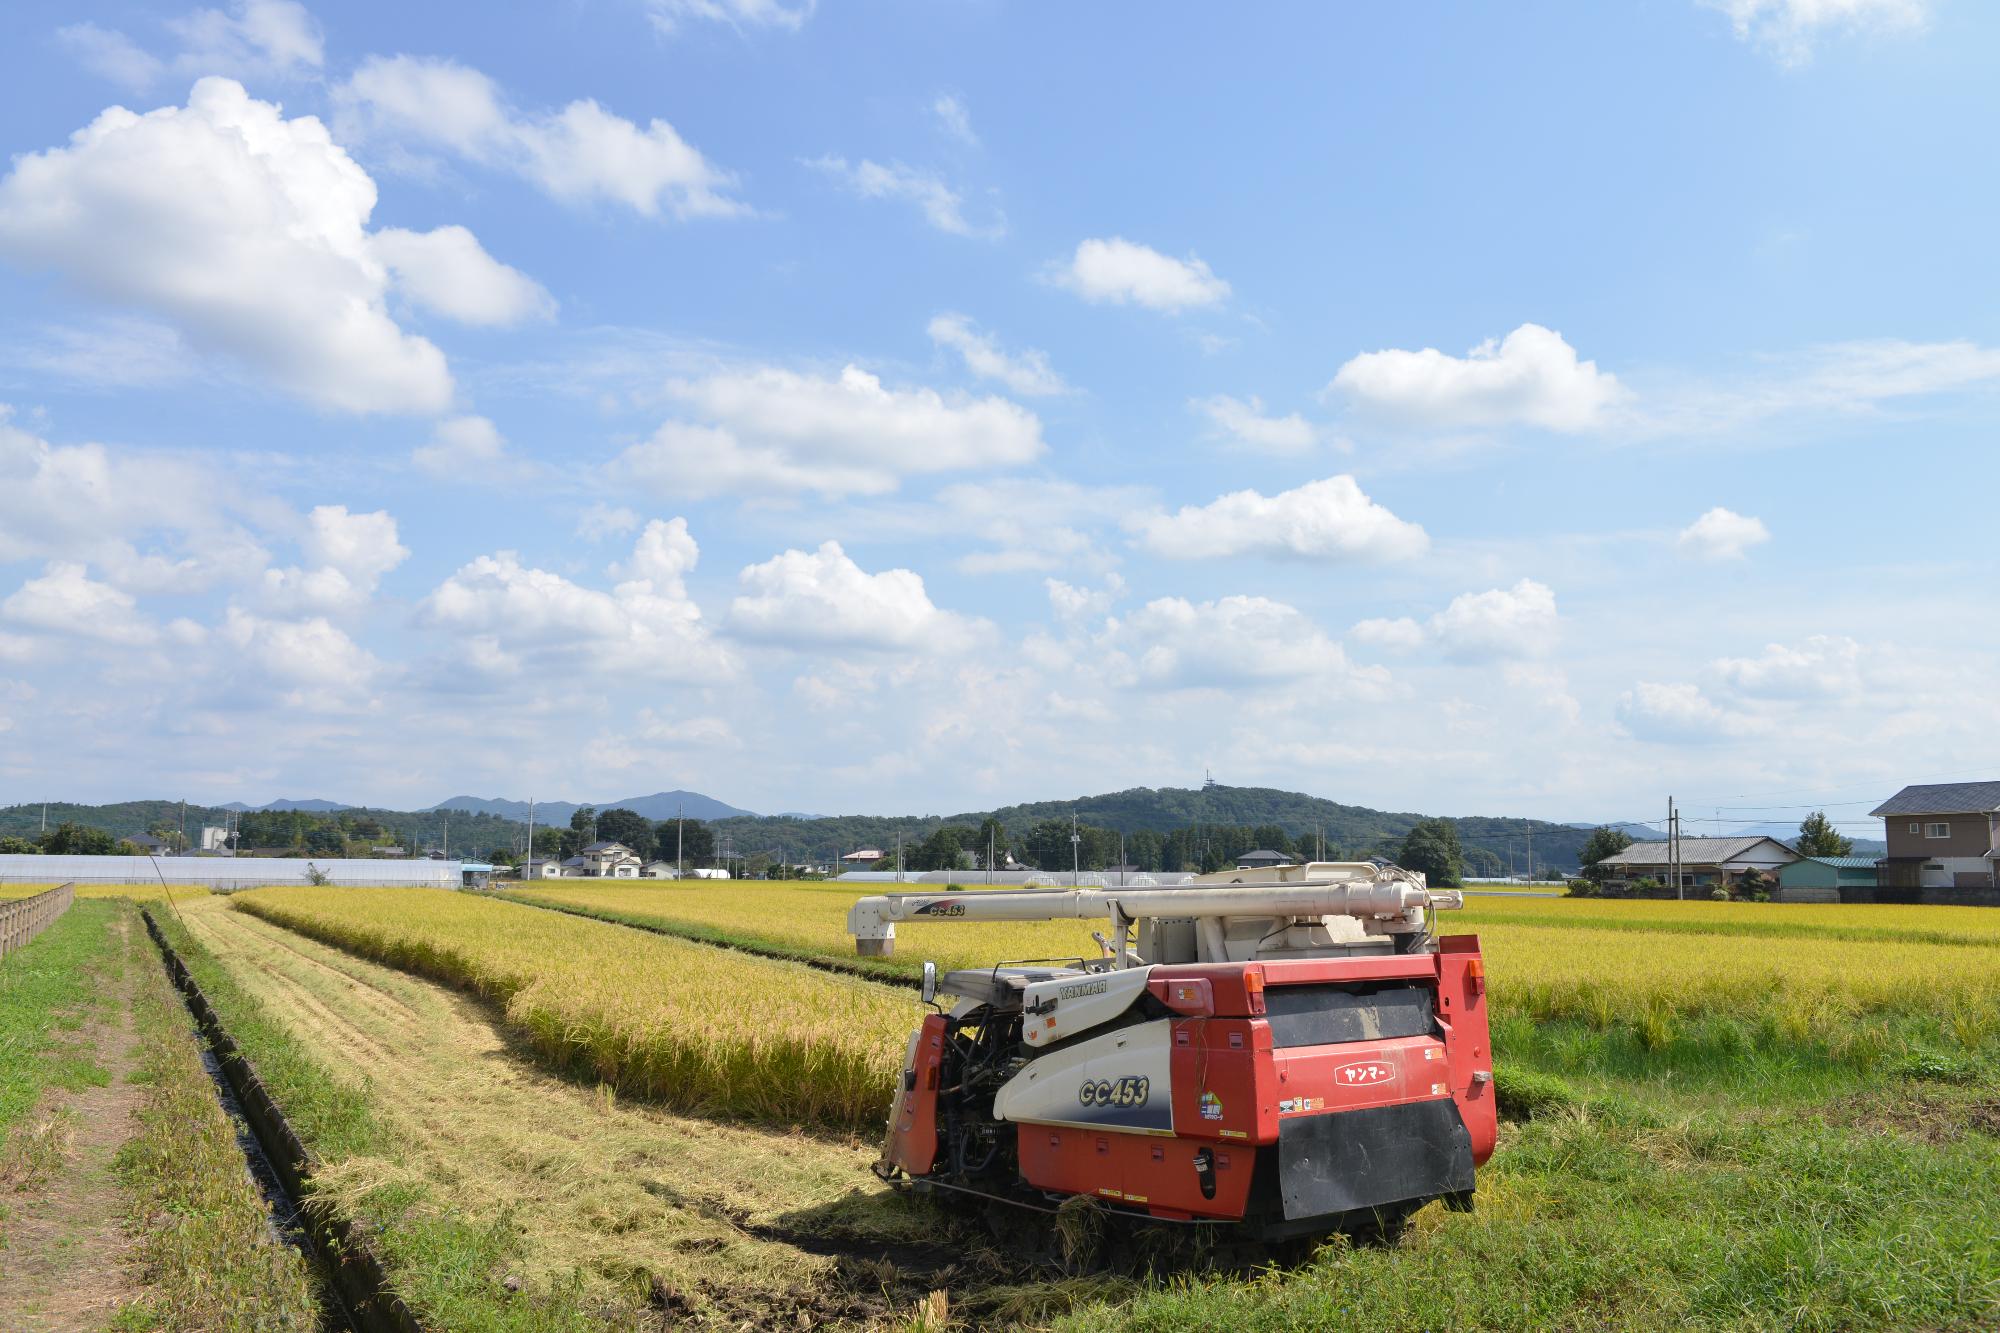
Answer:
[149,899,635,1331]
[114,899,320,1329]
[2,898,318,1327]
[170,896,957,1327]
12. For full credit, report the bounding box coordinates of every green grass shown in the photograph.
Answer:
[113,904,320,1330]
[1058,1073,2000,1331]
[0,899,119,1144]
[145,909,607,1332]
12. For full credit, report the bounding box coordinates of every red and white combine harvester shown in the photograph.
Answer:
[847,862,1495,1241]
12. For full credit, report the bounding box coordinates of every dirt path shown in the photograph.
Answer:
[175,899,950,1324]
[0,915,147,1331]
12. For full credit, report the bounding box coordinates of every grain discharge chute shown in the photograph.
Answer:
[848,862,1496,1239]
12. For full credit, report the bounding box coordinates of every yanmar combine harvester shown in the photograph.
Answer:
[846,862,1495,1240]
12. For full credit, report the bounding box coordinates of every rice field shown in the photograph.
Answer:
[232,887,915,1131]
[0,882,213,902]
[510,882,2000,1052]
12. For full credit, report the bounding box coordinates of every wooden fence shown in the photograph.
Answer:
[0,882,76,959]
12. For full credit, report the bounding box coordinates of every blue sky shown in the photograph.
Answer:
[0,0,1992,834]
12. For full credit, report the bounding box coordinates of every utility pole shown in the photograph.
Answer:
[895,829,904,883]
[988,825,995,886]
[676,803,684,879]
[1071,811,1081,885]
[179,798,186,852]
[1119,832,1126,886]
[1525,819,1534,884]
[1668,795,1680,901]
[525,799,535,878]
[442,812,449,861]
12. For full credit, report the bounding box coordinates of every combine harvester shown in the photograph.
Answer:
[847,862,1495,1242]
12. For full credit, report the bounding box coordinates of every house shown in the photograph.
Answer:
[842,848,886,867]
[1869,781,2000,894]
[559,855,590,875]
[1592,836,1797,893]
[641,861,681,878]
[580,840,643,878]
[521,857,563,879]
[1776,856,1879,903]
[1235,849,1291,870]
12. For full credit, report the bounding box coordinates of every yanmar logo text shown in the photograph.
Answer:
[1334,1060,1396,1087]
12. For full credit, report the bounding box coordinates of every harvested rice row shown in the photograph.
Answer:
[233,887,914,1132]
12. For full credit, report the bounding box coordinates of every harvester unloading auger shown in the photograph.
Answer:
[847,862,1496,1240]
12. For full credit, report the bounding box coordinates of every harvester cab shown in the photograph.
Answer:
[847,862,1495,1240]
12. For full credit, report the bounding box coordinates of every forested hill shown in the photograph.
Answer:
[713,784,1602,874]
[6,785,1615,872]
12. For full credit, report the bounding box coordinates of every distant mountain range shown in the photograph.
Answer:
[430,791,757,825]
[218,798,351,813]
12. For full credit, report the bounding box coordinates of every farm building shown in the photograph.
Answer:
[1775,856,1879,902]
[641,860,680,878]
[1869,781,2000,894]
[1235,849,1290,869]
[841,848,886,867]
[1592,835,1797,893]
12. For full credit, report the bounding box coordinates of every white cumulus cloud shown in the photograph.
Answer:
[372,226,555,327]
[1190,394,1318,453]
[1350,579,1560,661]
[729,541,983,651]
[612,363,1044,499]
[0,415,271,593]
[1615,680,1767,742]
[338,55,743,219]
[1105,595,1380,691]
[1329,323,1624,433]
[928,313,1068,396]
[259,505,408,617]
[1678,507,1771,561]
[419,525,735,682]
[412,416,540,484]
[3,562,160,645]
[1712,635,1863,699]
[1134,476,1428,562]
[0,79,456,413]
[1052,237,1229,312]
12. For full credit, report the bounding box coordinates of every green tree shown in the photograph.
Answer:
[1023,819,1080,872]
[569,806,597,835]
[1575,827,1635,885]
[1795,810,1853,858]
[653,819,714,867]
[596,808,653,851]
[971,817,1009,868]
[41,822,119,855]
[304,825,346,855]
[1397,817,1463,887]
[0,835,36,854]
[909,826,972,872]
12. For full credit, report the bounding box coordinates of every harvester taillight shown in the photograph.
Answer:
[1243,967,1266,1015]
[1466,958,1486,994]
